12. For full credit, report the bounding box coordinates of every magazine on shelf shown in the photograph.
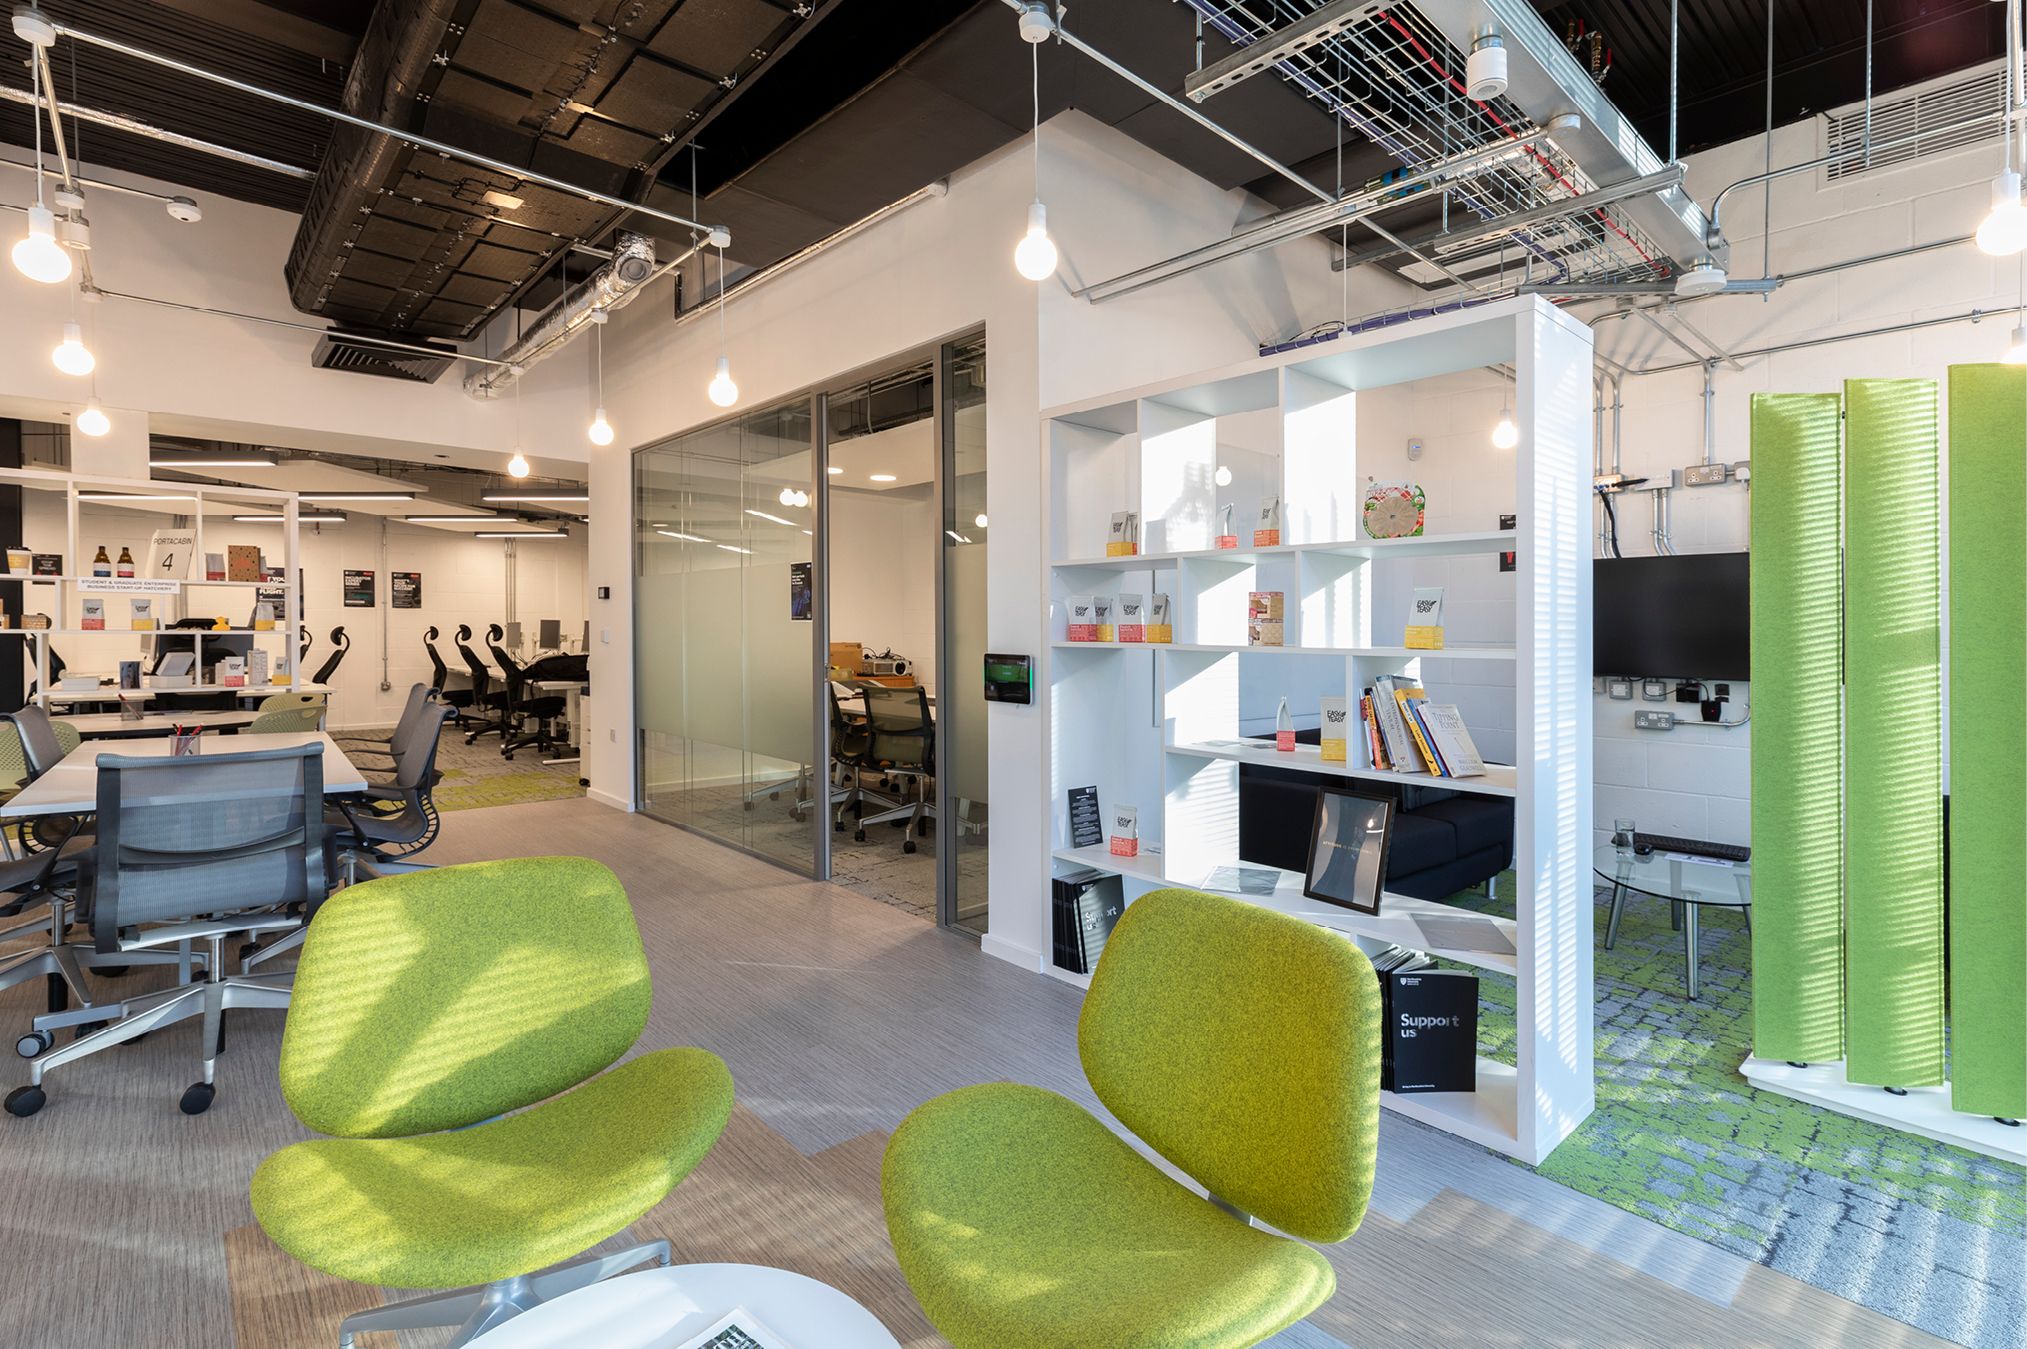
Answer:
[673,1308,797,1349]
[1199,864,1282,896]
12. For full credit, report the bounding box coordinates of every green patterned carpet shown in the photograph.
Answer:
[354,723,587,812]
[1444,876,2025,1348]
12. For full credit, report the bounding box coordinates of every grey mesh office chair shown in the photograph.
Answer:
[335,681,431,770]
[4,742,330,1118]
[855,685,936,854]
[6,707,85,856]
[329,702,455,885]
[0,827,94,1055]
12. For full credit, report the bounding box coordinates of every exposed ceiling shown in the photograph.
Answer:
[0,0,2014,349]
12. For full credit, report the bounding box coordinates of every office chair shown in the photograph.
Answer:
[457,623,508,745]
[328,701,454,886]
[854,685,935,854]
[0,823,94,1047]
[24,643,67,701]
[884,888,1381,1348]
[825,683,891,833]
[4,742,329,1118]
[249,691,327,735]
[489,624,566,760]
[6,707,85,855]
[424,625,474,721]
[298,623,313,669]
[334,681,429,769]
[249,858,734,1349]
[311,626,350,685]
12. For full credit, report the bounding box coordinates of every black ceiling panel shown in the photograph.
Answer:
[460,0,584,94]
[595,53,717,131]
[646,0,789,76]
[431,68,538,125]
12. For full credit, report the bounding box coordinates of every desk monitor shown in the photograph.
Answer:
[505,620,522,650]
[1302,786,1394,915]
[539,618,561,650]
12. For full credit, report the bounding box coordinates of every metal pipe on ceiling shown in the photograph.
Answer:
[29,10,727,241]
[1625,306,2012,377]
[28,44,76,196]
[1329,166,1686,272]
[94,287,517,368]
[0,151,188,204]
[0,81,314,179]
[465,234,686,398]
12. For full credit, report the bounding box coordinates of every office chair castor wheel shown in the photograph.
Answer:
[179,1082,215,1116]
[854,829,867,843]
[769,790,780,801]
[16,1030,53,1059]
[903,840,917,855]
[5,1085,46,1117]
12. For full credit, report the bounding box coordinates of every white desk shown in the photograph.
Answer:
[533,678,588,767]
[57,709,266,738]
[40,680,332,705]
[472,1263,901,1349]
[0,732,367,818]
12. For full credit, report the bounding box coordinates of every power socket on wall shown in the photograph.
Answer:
[1634,710,1677,731]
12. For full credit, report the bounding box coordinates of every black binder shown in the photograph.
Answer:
[1051,868,1124,974]
[1382,968,1478,1094]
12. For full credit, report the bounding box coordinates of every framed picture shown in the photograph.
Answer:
[1302,787,1394,915]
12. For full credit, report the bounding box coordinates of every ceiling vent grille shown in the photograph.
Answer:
[1825,67,2005,181]
[310,331,457,383]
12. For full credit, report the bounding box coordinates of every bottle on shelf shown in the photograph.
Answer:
[116,545,135,578]
[1276,697,1295,752]
[91,544,111,577]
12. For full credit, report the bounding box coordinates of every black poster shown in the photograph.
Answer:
[392,571,422,609]
[788,562,812,621]
[343,569,375,608]
[1067,785,1103,850]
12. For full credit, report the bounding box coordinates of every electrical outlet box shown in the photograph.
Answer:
[1635,710,1677,731]
[1682,463,1729,486]
[1641,678,1669,701]
[1407,437,1424,461]
[1606,677,1634,701]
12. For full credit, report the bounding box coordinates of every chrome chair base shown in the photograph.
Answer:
[336,1239,672,1349]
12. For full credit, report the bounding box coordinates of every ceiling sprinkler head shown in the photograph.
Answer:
[165,196,202,223]
[1674,261,1730,298]
[1017,1,1055,44]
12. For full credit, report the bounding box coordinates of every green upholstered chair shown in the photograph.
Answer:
[249,691,326,735]
[250,856,734,1349]
[883,887,1382,1349]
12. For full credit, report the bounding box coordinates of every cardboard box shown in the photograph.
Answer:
[828,641,864,675]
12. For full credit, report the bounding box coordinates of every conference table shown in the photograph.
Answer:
[0,732,368,819]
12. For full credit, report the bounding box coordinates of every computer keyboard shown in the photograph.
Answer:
[1631,833,1751,862]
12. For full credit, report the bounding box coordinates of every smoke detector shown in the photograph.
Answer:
[1466,32,1508,100]
[166,195,202,223]
[1674,262,1730,297]
[1017,2,1054,44]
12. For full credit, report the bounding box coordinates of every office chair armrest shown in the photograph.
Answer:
[119,913,300,951]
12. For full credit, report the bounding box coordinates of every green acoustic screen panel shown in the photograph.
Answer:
[1748,393,1846,1064]
[1946,365,2027,1118]
[1842,379,1945,1088]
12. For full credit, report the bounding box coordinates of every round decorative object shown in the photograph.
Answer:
[1363,481,1427,538]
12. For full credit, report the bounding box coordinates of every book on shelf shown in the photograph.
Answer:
[1383,967,1478,1094]
[1390,684,1442,773]
[1052,867,1124,974]
[1319,695,1348,762]
[1417,702,1487,778]
[1361,692,1389,768]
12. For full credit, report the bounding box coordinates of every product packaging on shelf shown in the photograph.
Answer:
[1248,590,1284,647]
[1116,593,1146,643]
[1092,594,1116,643]
[1106,509,1140,557]
[1146,593,1173,644]
[1108,804,1139,859]
[1320,696,1348,761]
[80,598,104,631]
[1065,594,1098,642]
[1253,494,1281,547]
[128,597,156,631]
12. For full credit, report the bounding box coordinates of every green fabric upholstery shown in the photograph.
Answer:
[278,855,654,1138]
[253,856,733,1293]
[251,692,326,735]
[882,888,1379,1349]
[252,1046,732,1289]
[1079,888,1381,1242]
[883,1083,1335,1349]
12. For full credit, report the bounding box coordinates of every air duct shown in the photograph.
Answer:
[464,233,657,398]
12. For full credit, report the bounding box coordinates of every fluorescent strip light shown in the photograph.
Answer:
[235,512,345,523]
[79,491,199,501]
[744,509,797,527]
[298,491,417,502]
[868,473,897,483]
[480,490,589,503]
[826,466,843,475]
[715,544,753,555]
[403,514,503,523]
[148,454,277,468]
[946,530,972,544]
[657,529,711,543]
[476,529,568,539]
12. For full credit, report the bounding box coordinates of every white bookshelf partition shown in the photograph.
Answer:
[1039,296,1594,1164]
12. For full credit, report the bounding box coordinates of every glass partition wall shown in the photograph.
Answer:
[634,329,986,933]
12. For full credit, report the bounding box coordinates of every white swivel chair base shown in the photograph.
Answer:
[337,1239,672,1349]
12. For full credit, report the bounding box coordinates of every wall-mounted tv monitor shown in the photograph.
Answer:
[1594,553,1749,681]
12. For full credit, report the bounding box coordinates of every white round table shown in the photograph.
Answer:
[471,1263,902,1349]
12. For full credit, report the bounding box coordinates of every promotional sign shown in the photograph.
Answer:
[392,572,423,610]
[788,562,812,621]
[343,569,376,607]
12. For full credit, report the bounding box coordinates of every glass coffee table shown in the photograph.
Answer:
[472,1262,902,1348]
[1594,843,1752,999]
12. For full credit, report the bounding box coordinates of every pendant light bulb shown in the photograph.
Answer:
[587,408,614,446]
[708,354,739,408]
[1977,170,2027,257]
[1014,201,1057,281]
[75,400,110,438]
[1491,405,1519,450]
[51,321,94,376]
[507,451,531,479]
[1214,465,1233,487]
[12,204,71,284]
[2005,324,2027,365]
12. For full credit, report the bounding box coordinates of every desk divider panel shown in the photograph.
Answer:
[1841,379,1944,1087]
[1748,393,1846,1064]
[1945,365,2027,1118]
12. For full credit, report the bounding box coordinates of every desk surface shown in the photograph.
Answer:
[58,709,266,737]
[41,680,331,703]
[0,732,367,818]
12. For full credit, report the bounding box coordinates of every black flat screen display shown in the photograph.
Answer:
[1594,553,1749,681]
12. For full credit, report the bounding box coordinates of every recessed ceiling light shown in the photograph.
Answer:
[869,473,897,483]
[826,466,843,475]
[745,509,797,527]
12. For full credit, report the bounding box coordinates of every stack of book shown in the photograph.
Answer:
[1051,867,1125,974]
[1359,674,1486,779]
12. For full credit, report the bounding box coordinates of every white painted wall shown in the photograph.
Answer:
[829,483,938,695]
[526,110,1414,966]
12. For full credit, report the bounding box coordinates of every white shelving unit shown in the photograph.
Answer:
[0,468,305,707]
[1039,296,1594,1165]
